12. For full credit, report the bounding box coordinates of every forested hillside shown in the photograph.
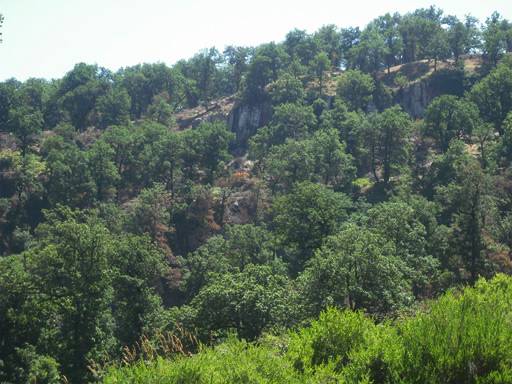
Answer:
[2,6,512,383]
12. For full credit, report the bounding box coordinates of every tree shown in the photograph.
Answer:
[194,122,234,183]
[272,181,352,273]
[270,103,316,142]
[189,48,222,105]
[147,130,183,196]
[9,106,43,156]
[310,52,330,96]
[100,124,139,190]
[372,13,403,73]
[321,102,368,171]
[223,46,252,93]
[284,29,308,59]
[5,345,60,384]
[503,19,512,53]
[121,63,185,117]
[314,25,343,67]
[267,73,305,105]
[473,122,495,168]
[452,161,489,283]
[336,70,375,111]
[58,63,111,131]
[19,78,50,112]
[436,156,492,282]
[127,183,172,241]
[254,42,289,80]
[364,106,413,184]
[312,97,328,120]
[399,8,443,62]
[287,307,378,375]
[483,12,506,66]
[183,225,276,298]
[365,201,440,295]
[29,217,117,382]
[263,139,314,193]
[110,233,168,347]
[424,95,480,150]
[498,112,512,164]
[243,55,274,103]
[299,224,412,316]
[0,80,19,131]
[422,139,472,199]
[44,139,96,207]
[469,61,512,133]
[190,263,294,340]
[87,140,120,201]
[250,103,316,158]
[340,27,361,68]
[147,92,176,126]
[0,253,61,383]
[182,235,232,299]
[426,25,450,71]
[95,87,131,128]
[221,224,276,268]
[0,149,45,213]
[445,16,465,63]
[100,121,170,190]
[0,210,168,383]
[284,29,319,66]
[347,26,389,73]
[445,15,481,63]
[309,128,355,189]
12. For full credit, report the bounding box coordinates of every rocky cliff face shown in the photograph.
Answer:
[175,98,272,153]
[396,80,430,118]
[394,68,465,119]
[227,102,272,151]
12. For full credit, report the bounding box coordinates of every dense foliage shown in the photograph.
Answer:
[2,6,512,383]
[104,274,512,383]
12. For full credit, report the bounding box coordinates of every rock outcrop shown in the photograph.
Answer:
[391,65,466,118]
[175,96,236,130]
[175,98,272,153]
[396,80,431,118]
[227,102,272,151]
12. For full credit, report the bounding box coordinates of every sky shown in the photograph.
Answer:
[0,0,511,81]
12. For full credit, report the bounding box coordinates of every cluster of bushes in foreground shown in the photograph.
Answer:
[103,274,512,384]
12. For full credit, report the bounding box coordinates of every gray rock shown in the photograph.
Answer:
[228,102,272,151]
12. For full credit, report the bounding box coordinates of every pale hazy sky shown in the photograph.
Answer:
[0,0,510,81]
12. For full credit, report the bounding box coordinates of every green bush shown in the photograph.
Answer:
[103,337,304,384]
[287,308,376,374]
[397,274,512,383]
[104,275,512,384]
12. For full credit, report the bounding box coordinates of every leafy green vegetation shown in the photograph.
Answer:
[103,274,512,384]
[2,5,512,383]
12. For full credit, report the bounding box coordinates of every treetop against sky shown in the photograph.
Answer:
[0,0,509,80]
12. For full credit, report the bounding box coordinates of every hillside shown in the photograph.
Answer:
[2,5,512,383]
[174,56,483,139]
